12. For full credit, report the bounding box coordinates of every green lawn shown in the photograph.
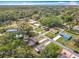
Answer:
[57,37,65,45]
[45,32,56,39]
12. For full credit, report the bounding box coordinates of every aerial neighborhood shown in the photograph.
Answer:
[0,5,79,58]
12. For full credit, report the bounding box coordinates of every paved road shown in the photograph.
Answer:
[33,24,79,56]
[49,39,79,57]
[34,30,79,57]
[43,32,79,57]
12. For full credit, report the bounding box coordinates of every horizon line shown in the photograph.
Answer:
[0,1,79,5]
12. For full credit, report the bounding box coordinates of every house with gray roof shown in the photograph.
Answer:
[73,26,79,34]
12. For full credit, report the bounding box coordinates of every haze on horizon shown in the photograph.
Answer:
[0,1,79,5]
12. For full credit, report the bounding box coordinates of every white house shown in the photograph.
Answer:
[6,29,18,32]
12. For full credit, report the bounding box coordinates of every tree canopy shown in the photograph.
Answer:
[40,43,61,58]
[39,16,63,27]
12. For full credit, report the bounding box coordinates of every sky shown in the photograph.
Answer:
[0,1,79,5]
[0,0,79,1]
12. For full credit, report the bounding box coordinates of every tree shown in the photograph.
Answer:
[0,32,38,58]
[39,16,63,28]
[0,11,17,22]
[11,41,37,58]
[18,22,37,37]
[74,39,79,48]
[19,22,33,34]
[40,43,61,58]
[31,14,40,20]
[74,11,79,25]
[52,9,60,16]
[62,15,73,22]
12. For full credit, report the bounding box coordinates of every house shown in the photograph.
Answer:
[49,28,58,34]
[28,40,35,47]
[59,49,72,58]
[28,38,39,47]
[35,44,45,53]
[6,29,18,32]
[59,32,71,40]
[58,49,79,58]
[73,26,79,34]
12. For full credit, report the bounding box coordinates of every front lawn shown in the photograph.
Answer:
[45,32,56,39]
